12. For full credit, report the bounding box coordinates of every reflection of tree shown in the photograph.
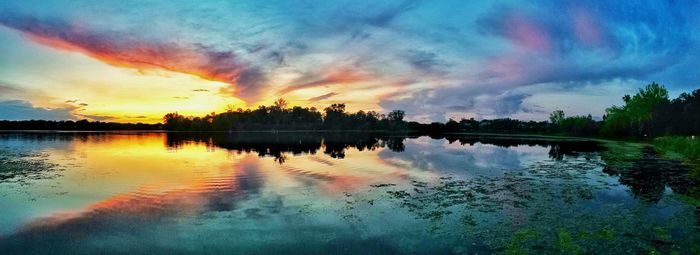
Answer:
[274,153,288,164]
[546,142,600,160]
[165,132,406,162]
[166,133,613,166]
[602,148,695,202]
[385,137,405,152]
[444,135,601,160]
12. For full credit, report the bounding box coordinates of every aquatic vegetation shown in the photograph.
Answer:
[505,228,538,255]
[653,136,700,200]
[555,229,582,255]
[2,133,699,254]
[598,140,644,171]
[354,147,700,253]
[599,141,697,203]
[592,228,615,241]
[0,147,60,183]
[653,226,670,242]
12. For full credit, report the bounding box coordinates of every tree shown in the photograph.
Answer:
[163,112,187,130]
[273,98,288,109]
[324,103,346,114]
[601,82,669,137]
[387,110,405,122]
[549,110,565,125]
[323,104,346,129]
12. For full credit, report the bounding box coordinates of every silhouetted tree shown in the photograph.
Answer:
[0,120,160,130]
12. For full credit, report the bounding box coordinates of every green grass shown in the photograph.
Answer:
[652,136,700,203]
[652,136,700,179]
[652,136,700,163]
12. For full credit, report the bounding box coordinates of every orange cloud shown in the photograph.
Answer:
[0,15,266,102]
[279,67,371,95]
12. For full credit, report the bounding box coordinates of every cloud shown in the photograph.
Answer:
[307,92,338,102]
[381,86,536,121]
[362,0,421,27]
[232,67,267,100]
[74,114,114,122]
[474,1,692,86]
[0,82,20,94]
[404,50,447,74]
[0,81,27,100]
[297,0,422,35]
[279,68,370,95]
[381,1,699,122]
[485,91,533,116]
[0,15,267,102]
[0,100,75,120]
[1,1,698,122]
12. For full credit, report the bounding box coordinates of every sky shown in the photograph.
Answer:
[0,0,699,123]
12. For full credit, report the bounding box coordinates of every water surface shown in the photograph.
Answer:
[0,132,698,254]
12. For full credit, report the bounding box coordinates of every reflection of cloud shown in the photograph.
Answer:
[378,137,526,177]
[0,156,265,252]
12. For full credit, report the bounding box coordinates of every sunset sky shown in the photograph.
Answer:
[1,0,699,123]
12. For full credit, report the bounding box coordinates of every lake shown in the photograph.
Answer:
[0,132,698,254]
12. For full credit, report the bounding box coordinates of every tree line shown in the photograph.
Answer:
[600,82,700,137]
[418,82,699,138]
[163,82,700,138]
[163,99,408,131]
[1,82,697,138]
[0,119,160,130]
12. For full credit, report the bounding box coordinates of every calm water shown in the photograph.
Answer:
[0,132,698,254]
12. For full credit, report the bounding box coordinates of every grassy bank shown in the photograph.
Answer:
[650,136,700,205]
[652,136,700,164]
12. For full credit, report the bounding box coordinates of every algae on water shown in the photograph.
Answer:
[0,147,60,183]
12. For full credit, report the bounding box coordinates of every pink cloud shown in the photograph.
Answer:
[570,7,605,47]
[504,13,552,53]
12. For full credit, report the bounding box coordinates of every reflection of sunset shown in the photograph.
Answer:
[2,132,698,254]
[9,133,426,234]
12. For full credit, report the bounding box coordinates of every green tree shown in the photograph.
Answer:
[601,82,669,137]
[549,110,565,125]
